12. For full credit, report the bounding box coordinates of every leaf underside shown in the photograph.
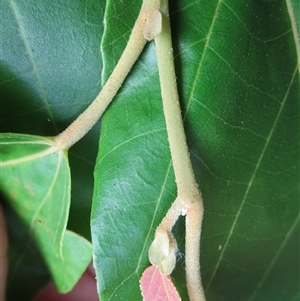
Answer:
[0,133,92,293]
[92,0,299,301]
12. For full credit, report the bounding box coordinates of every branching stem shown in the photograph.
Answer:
[153,0,205,300]
[51,0,205,299]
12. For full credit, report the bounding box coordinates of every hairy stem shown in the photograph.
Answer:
[154,2,201,205]
[186,201,205,300]
[55,0,161,150]
[154,0,205,300]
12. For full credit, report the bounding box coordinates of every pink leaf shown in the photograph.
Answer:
[140,266,181,301]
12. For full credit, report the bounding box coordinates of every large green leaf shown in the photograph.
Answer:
[1,0,105,299]
[92,1,299,301]
[1,0,299,300]
[0,0,105,235]
[0,133,92,292]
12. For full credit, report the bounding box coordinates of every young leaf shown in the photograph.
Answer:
[140,266,181,301]
[0,133,92,292]
[92,0,299,300]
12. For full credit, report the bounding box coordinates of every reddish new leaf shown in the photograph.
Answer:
[140,266,181,301]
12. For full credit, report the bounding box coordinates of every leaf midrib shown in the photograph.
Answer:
[0,147,58,166]
[9,0,58,132]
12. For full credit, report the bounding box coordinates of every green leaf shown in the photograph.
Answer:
[0,0,105,237]
[2,202,49,301]
[1,0,299,300]
[0,133,92,292]
[92,1,299,301]
[1,0,105,298]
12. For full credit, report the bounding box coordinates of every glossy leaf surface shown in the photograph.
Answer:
[0,133,92,292]
[0,0,105,237]
[92,0,299,301]
[0,0,299,300]
[1,0,105,299]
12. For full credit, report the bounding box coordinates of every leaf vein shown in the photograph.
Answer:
[192,96,269,139]
[96,128,165,166]
[185,0,223,118]
[9,0,58,132]
[205,64,299,291]
[135,162,173,274]
[107,272,136,301]
[248,213,300,300]
[207,45,282,105]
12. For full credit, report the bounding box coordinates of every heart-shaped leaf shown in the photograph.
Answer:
[0,133,92,292]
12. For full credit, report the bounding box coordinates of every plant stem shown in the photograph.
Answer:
[186,201,205,300]
[154,2,202,205]
[154,0,205,300]
[55,0,161,150]
[53,0,205,297]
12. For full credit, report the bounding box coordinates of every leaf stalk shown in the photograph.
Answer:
[55,0,161,150]
[51,0,205,298]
